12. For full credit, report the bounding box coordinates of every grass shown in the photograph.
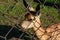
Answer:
[40,6,60,27]
[0,0,60,40]
[0,0,60,27]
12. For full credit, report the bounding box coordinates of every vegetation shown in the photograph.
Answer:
[0,0,60,27]
[0,0,60,40]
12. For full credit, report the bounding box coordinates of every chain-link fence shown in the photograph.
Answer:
[0,0,60,40]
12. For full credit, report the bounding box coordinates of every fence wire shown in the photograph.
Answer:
[0,0,60,40]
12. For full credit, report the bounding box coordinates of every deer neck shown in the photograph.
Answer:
[33,25,45,39]
[32,16,45,39]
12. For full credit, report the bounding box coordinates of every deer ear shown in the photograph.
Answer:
[23,0,34,13]
[36,3,40,15]
[33,0,40,3]
[23,0,29,8]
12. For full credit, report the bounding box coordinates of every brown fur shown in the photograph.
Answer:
[21,13,60,40]
[22,0,60,40]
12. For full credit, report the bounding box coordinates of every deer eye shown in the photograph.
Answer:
[28,17,35,21]
[28,19,33,21]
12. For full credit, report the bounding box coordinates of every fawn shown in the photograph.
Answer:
[21,0,60,40]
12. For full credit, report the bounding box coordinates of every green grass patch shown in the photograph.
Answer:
[41,6,60,27]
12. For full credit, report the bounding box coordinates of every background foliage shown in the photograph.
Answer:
[0,0,60,40]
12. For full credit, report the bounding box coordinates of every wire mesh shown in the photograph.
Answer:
[0,0,60,40]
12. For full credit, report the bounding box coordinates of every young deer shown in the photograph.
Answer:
[21,0,60,40]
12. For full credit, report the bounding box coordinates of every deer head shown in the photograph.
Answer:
[21,0,41,30]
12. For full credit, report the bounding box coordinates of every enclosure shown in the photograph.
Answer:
[0,0,60,40]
